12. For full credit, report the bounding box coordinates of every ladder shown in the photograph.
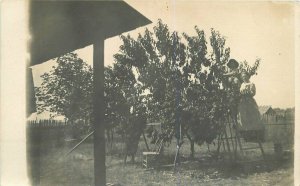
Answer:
[218,116,266,163]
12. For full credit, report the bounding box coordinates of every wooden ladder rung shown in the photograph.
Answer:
[236,159,265,164]
[242,146,261,150]
[220,137,237,140]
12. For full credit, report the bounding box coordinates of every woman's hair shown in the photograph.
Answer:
[227,59,239,69]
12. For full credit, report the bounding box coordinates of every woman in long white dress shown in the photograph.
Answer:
[237,71,265,142]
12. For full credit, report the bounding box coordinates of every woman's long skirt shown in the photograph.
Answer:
[237,96,265,142]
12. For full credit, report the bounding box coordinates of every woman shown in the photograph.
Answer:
[223,59,241,120]
[237,71,265,142]
[224,59,240,86]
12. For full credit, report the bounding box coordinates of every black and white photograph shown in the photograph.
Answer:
[0,0,299,186]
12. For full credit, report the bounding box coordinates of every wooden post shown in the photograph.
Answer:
[142,132,150,151]
[93,38,106,186]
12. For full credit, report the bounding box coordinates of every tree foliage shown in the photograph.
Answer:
[113,20,261,156]
[36,53,93,124]
[104,63,147,136]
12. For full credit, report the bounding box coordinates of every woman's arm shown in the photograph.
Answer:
[223,71,237,77]
[249,83,256,97]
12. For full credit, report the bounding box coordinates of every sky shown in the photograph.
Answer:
[32,0,296,109]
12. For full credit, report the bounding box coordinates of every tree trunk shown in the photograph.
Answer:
[185,130,195,158]
[190,140,195,159]
[187,135,195,159]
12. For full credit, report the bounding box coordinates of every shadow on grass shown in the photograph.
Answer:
[146,151,293,180]
[28,139,294,185]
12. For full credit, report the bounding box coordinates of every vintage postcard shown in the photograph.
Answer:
[1,0,299,185]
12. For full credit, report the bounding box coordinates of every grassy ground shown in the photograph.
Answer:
[35,138,293,186]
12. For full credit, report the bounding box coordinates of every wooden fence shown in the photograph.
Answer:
[262,115,294,144]
[27,120,71,184]
[27,119,67,127]
[27,120,70,151]
[26,119,93,151]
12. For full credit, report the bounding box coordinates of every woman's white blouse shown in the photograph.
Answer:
[240,82,256,97]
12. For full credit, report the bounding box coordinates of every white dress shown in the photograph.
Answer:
[237,82,265,141]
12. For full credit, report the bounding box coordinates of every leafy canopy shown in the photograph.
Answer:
[36,53,93,123]
[113,20,261,144]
